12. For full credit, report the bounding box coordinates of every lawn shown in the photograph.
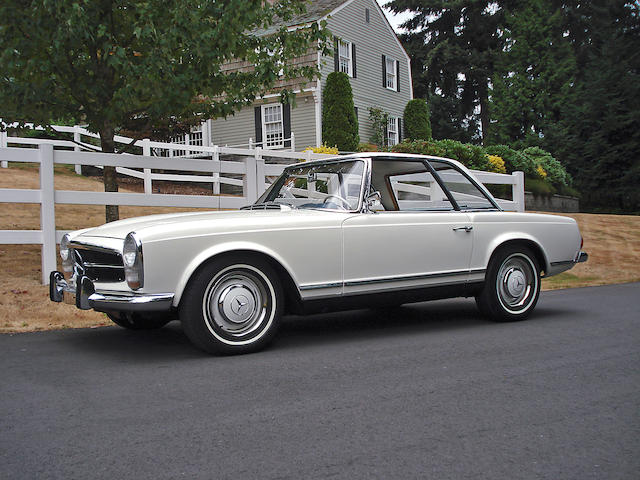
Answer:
[1,165,638,332]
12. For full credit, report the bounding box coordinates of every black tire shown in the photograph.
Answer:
[476,245,541,322]
[107,312,171,330]
[179,255,283,355]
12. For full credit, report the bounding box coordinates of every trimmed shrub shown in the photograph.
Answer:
[520,146,570,186]
[392,139,490,171]
[322,72,359,151]
[487,155,507,174]
[303,144,339,155]
[484,144,537,176]
[403,99,432,140]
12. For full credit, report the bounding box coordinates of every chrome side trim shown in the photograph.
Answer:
[299,282,343,291]
[299,269,486,291]
[345,268,485,287]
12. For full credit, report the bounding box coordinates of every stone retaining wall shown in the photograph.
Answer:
[525,192,580,212]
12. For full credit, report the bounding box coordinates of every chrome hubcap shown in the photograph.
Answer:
[203,268,271,338]
[496,254,537,314]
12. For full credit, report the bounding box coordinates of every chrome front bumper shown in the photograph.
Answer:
[49,271,174,312]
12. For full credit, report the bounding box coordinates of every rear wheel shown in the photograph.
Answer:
[107,312,171,330]
[179,256,283,355]
[476,246,541,322]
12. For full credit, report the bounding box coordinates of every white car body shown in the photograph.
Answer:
[50,153,587,353]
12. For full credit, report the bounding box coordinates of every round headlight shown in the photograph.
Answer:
[123,235,138,267]
[60,234,70,262]
[123,232,144,289]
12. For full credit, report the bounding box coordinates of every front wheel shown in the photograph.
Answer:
[179,256,283,355]
[476,246,541,322]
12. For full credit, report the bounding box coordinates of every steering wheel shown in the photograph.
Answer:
[322,194,351,210]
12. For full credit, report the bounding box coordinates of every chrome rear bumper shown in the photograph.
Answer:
[49,271,174,312]
[576,251,588,263]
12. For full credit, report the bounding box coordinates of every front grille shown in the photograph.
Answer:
[72,247,125,283]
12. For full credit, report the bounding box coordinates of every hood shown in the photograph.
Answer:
[71,208,347,243]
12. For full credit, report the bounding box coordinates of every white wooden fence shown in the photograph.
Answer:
[0,127,524,284]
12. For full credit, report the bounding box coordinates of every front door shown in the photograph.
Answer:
[342,211,474,296]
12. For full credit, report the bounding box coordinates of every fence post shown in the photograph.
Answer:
[244,147,260,204]
[39,144,57,284]
[212,145,220,195]
[73,127,82,174]
[513,171,525,212]
[305,150,312,162]
[142,139,152,194]
[249,138,253,150]
[0,130,7,168]
[290,132,295,152]
[255,146,266,198]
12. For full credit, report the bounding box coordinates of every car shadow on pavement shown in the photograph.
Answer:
[276,298,490,350]
[59,298,573,357]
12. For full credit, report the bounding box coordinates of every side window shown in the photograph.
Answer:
[429,160,495,210]
[388,167,454,211]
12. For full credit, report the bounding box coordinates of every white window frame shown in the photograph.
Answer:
[338,40,353,77]
[385,57,398,91]
[261,103,284,149]
[387,116,399,146]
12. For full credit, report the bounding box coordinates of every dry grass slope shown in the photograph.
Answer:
[1,165,638,333]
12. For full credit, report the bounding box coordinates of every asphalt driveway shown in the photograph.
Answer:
[1,283,638,479]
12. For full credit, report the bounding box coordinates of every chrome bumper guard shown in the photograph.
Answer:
[49,271,174,312]
[575,251,589,263]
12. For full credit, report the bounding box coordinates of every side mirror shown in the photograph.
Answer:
[365,190,382,212]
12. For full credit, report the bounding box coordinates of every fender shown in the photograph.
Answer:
[480,231,550,273]
[172,240,302,306]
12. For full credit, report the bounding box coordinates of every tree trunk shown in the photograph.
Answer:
[478,81,490,145]
[99,124,119,222]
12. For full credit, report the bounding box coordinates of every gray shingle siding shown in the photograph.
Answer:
[321,0,412,145]
[210,94,317,149]
[208,0,412,151]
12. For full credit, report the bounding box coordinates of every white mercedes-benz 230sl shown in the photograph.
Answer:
[50,153,588,354]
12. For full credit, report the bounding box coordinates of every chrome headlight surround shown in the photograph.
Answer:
[60,234,74,273]
[123,232,144,290]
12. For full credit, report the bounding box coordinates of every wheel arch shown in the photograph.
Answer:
[173,242,302,312]
[485,235,549,275]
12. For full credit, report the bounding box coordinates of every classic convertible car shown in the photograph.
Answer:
[50,153,587,354]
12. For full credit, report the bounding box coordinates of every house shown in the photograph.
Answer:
[205,0,413,151]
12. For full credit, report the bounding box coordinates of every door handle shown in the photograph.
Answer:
[453,226,473,232]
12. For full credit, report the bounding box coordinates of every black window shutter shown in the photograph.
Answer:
[398,118,403,142]
[396,60,400,92]
[382,55,387,88]
[254,106,262,145]
[352,43,357,78]
[383,121,388,147]
[334,36,339,72]
[283,103,291,148]
[354,106,358,120]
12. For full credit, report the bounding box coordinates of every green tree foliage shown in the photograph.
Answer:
[387,0,503,143]
[484,145,537,177]
[488,0,577,149]
[322,72,359,151]
[548,0,640,211]
[0,0,329,221]
[403,99,431,140]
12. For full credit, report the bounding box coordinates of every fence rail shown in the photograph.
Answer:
[0,126,524,284]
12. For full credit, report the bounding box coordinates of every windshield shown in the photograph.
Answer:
[257,160,365,211]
